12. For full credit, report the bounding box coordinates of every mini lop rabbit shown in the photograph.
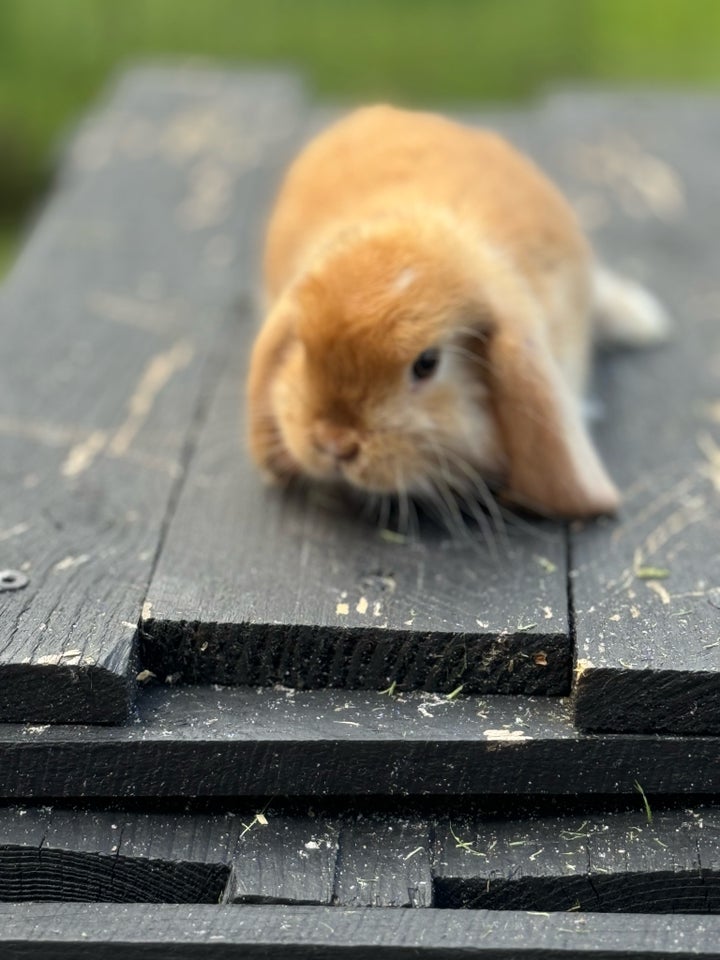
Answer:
[247,106,668,518]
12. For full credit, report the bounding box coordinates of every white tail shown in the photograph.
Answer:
[592,265,672,348]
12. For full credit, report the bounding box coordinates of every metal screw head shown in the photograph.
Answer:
[0,570,29,592]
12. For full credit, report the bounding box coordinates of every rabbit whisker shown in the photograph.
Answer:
[424,439,498,556]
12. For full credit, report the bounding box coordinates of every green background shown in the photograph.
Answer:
[1,0,719,272]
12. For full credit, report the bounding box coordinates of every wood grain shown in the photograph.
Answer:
[0,66,305,722]
[0,807,230,903]
[433,806,720,912]
[0,807,337,906]
[3,804,718,913]
[2,903,720,958]
[1,686,718,798]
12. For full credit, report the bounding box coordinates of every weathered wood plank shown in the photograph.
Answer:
[5,805,719,913]
[0,807,230,903]
[227,816,338,905]
[0,807,338,905]
[2,903,720,958]
[1,686,719,798]
[433,806,720,912]
[334,818,432,907]
[533,93,720,734]
[0,67,306,723]
[0,846,227,905]
[140,303,570,696]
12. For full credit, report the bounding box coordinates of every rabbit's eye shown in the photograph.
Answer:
[411,348,440,381]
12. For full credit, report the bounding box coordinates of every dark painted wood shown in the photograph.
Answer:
[1,687,719,798]
[0,66,305,723]
[0,807,229,902]
[334,818,432,907]
[140,354,570,696]
[2,903,720,958]
[6,804,719,913]
[433,805,720,912]
[0,846,227,905]
[4,84,717,726]
[227,816,338,905]
[529,93,720,734]
[0,807,338,905]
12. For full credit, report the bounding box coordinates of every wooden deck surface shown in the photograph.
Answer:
[1,66,719,950]
[0,67,304,722]
[1,74,717,733]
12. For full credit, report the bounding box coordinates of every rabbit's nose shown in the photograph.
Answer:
[312,422,360,462]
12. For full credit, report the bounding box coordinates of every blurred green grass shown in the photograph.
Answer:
[1,0,719,273]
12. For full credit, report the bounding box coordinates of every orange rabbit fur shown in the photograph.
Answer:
[247,105,620,518]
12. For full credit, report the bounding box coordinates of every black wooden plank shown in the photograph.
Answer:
[0,807,230,903]
[226,816,338,905]
[433,806,720,913]
[334,818,432,907]
[5,805,719,912]
[0,66,305,723]
[139,104,572,698]
[528,93,720,734]
[0,807,338,905]
[0,847,227,905]
[1,686,719,798]
[2,904,720,958]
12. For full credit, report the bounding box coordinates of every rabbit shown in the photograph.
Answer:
[247,105,669,519]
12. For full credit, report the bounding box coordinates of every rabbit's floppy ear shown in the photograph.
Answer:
[246,294,301,479]
[488,323,619,518]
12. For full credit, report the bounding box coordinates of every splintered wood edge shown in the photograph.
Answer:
[139,616,571,695]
